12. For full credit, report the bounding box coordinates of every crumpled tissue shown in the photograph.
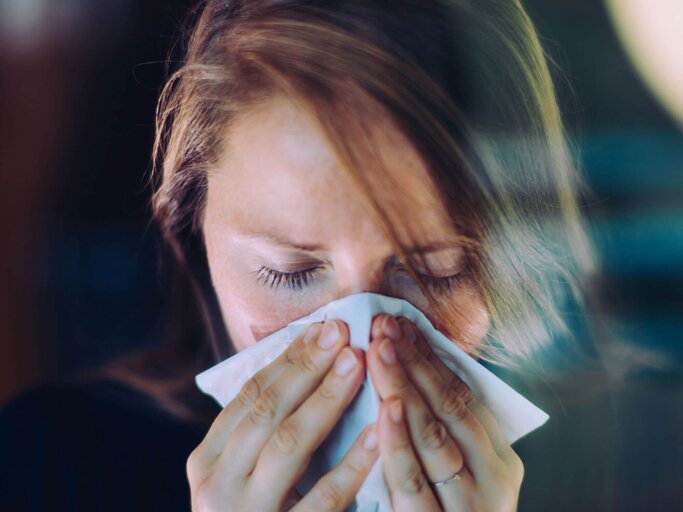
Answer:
[195,292,549,512]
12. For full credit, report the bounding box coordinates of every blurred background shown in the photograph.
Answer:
[0,0,681,507]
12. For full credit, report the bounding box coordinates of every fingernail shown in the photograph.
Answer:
[390,399,403,424]
[399,319,417,342]
[318,320,339,349]
[363,425,378,450]
[304,323,323,344]
[334,348,356,376]
[382,315,402,343]
[379,338,397,365]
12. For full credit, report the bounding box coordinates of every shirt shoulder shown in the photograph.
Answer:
[0,377,209,512]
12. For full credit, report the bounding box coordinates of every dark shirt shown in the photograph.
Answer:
[1,369,681,511]
[0,378,207,512]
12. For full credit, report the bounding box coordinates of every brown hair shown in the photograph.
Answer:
[105,0,602,421]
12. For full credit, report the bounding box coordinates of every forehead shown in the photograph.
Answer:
[208,95,455,243]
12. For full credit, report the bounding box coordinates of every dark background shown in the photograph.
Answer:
[0,0,681,506]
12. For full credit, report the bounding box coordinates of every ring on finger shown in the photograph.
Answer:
[429,465,466,488]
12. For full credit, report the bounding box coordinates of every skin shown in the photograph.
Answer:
[189,95,523,511]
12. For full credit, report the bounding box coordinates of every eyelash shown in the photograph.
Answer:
[253,265,323,290]
[253,265,466,293]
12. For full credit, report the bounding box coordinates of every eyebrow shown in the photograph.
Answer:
[231,230,462,254]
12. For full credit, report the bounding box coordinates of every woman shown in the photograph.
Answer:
[150,0,596,510]
[0,0,607,511]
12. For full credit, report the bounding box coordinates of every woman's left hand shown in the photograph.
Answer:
[366,314,524,512]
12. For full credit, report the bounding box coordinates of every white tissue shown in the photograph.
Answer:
[195,292,549,512]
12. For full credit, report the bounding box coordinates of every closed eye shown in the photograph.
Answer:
[253,265,323,290]
[253,264,467,293]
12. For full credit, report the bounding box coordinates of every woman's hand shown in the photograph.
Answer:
[367,314,524,512]
[186,319,380,512]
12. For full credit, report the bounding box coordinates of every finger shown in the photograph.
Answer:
[252,346,366,496]
[292,425,379,512]
[378,398,441,512]
[214,319,349,478]
[366,328,464,485]
[406,319,511,459]
[373,315,498,476]
[399,345,500,479]
[370,313,455,390]
[189,321,325,473]
[373,315,522,501]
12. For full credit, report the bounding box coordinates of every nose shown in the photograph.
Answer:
[329,260,392,300]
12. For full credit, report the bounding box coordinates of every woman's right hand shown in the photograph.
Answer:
[187,319,379,511]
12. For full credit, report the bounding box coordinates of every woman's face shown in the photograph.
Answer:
[204,95,490,352]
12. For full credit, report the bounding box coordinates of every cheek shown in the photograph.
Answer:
[205,225,316,351]
[206,252,323,352]
[210,273,319,352]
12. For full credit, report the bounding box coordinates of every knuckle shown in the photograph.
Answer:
[341,454,366,478]
[390,431,412,451]
[450,375,475,406]
[284,347,300,366]
[237,374,263,407]
[421,416,448,450]
[510,451,525,485]
[298,349,321,376]
[318,377,338,401]
[402,464,427,494]
[249,386,279,425]
[272,419,300,454]
[398,342,422,367]
[186,448,203,485]
[395,434,413,451]
[194,480,217,512]
[437,377,452,402]
[392,374,412,393]
[440,388,468,421]
[314,478,345,510]
[425,370,444,393]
